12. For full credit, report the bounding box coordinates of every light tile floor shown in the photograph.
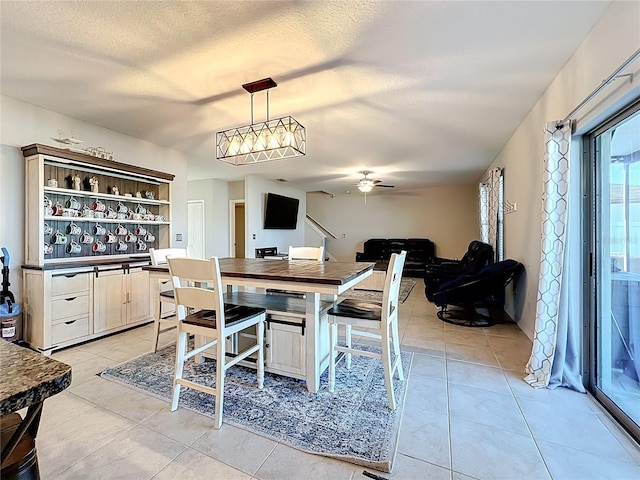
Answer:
[32,286,640,479]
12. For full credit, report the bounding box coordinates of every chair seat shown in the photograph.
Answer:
[328,299,383,321]
[184,304,265,329]
[159,290,175,299]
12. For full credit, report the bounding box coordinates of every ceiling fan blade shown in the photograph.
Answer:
[376,184,395,188]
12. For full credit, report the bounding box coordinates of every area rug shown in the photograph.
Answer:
[341,279,416,304]
[101,343,412,472]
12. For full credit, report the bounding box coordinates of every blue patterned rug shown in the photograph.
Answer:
[101,343,412,472]
[341,279,416,304]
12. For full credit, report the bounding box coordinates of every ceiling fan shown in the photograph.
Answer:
[356,171,395,193]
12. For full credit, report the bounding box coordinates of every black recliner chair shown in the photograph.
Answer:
[432,259,524,327]
[424,240,494,301]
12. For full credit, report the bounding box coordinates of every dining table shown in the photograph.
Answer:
[144,257,375,392]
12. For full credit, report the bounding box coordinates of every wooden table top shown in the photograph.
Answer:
[0,342,71,416]
[144,258,375,286]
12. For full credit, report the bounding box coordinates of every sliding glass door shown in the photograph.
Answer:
[588,101,640,440]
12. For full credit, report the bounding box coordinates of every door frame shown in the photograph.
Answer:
[229,199,245,258]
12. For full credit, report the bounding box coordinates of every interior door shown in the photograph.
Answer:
[188,200,205,259]
[232,202,245,258]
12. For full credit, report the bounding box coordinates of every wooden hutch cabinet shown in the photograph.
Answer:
[21,144,174,353]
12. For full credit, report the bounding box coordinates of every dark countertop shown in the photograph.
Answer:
[0,342,72,416]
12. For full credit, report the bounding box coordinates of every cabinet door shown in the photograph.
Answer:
[127,267,152,324]
[94,269,126,333]
[266,315,306,377]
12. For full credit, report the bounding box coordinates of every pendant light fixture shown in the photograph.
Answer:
[216,78,306,165]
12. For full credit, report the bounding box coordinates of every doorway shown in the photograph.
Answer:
[586,100,640,441]
[187,200,205,259]
[230,200,245,258]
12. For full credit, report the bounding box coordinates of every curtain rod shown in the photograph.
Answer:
[559,47,640,126]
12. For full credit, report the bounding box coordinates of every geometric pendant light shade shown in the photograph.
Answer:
[216,78,306,166]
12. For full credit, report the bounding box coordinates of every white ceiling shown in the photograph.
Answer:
[0,1,610,195]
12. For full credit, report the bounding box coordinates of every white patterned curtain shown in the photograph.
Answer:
[525,121,585,392]
[479,168,503,260]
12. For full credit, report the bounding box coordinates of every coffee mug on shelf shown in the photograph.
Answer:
[66,241,81,254]
[92,199,106,212]
[47,178,58,188]
[115,224,127,236]
[135,225,147,236]
[51,231,67,245]
[66,196,81,210]
[154,215,164,222]
[93,223,106,236]
[136,240,147,251]
[81,205,94,218]
[125,233,137,243]
[45,205,54,216]
[80,231,94,244]
[66,222,81,236]
[144,232,155,243]
[106,207,118,219]
[143,213,154,221]
[62,208,78,217]
[92,240,106,253]
[44,243,53,255]
[116,241,128,252]
[44,196,52,208]
[135,204,147,215]
[52,203,64,216]
[104,231,117,244]
[94,211,105,219]
[116,213,127,220]
[44,223,53,236]
[116,202,128,214]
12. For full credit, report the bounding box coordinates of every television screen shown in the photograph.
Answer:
[264,193,299,229]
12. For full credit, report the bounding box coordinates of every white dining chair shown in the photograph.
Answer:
[288,246,324,262]
[149,247,188,352]
[167,256,266,429]
[327,250,407,409]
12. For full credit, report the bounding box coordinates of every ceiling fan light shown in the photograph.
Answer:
[358,183,373,193]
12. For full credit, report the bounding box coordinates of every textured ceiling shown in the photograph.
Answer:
[0,1,610,195]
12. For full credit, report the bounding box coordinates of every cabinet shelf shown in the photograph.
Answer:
[44,216,170,226]
[44,186,169,205]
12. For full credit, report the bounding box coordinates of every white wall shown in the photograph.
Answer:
[482,1,640,339]
[306,184,479,262]
[0,95,190,302]
[244,175,305,257]
[187,178,230,257]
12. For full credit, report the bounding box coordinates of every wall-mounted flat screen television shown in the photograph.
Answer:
[264,193,299,229]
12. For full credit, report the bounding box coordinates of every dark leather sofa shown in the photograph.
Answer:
[355,238,435,277]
